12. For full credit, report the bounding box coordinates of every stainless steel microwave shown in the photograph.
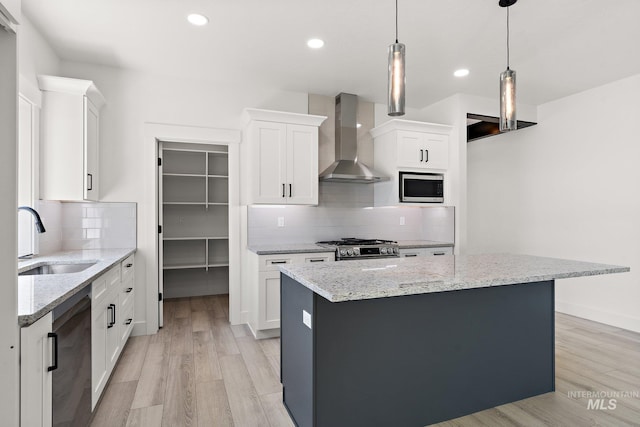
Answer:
[399,172,444,203]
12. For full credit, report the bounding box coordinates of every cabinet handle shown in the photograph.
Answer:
[126,287,133,293]
[125,319,133,325]
[425,149,429,163]
[270,260,288,265]
[309,259,325,262]
[282,184,285,198]
[289,183,292,198]
[47,332,58,372]
[87,173,93,191]
[126,263,133,268]
[420,150,423,162]
[405,254,418,257]
[107,304,116,328]
[433,252,445,256]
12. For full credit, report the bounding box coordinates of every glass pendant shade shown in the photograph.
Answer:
[388,42,406,116]
[500,67,517,131]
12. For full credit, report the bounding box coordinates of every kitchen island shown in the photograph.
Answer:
[279,254,629,427]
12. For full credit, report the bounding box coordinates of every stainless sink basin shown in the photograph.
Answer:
[19,262,97,276]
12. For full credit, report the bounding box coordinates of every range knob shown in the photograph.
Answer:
[340,249,347,256]
[381,247,387,254]
[393,247,399,254]
[347,249,354,256]
[354,248,360,255]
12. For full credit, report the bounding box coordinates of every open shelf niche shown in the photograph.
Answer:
[160,142,229,298]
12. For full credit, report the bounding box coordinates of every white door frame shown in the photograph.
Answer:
[143,123,241,335]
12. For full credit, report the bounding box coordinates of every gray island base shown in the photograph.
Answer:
[279,254,629,427]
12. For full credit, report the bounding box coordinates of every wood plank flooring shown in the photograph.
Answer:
[91,297,640,426]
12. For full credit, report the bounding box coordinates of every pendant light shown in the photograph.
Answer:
[388,0,405,116]
[499,0,517,131]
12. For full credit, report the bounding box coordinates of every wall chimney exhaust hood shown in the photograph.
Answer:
[319,93,389,183]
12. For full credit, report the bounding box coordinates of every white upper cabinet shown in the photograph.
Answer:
[242,109,326,205]
[371,119,453,206]
[396,130,449,170]
[0,0,20,28]
[38,75,105,201]
[373,120,451,172]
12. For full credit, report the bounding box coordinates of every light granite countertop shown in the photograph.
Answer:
[18,248,136,326]
[248,243,335,255]
[279,253,629,302]
[397,240,454,249]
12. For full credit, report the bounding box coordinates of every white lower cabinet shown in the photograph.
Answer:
[91,254,135,410]
[248,251,334,337]
[399,246,453,257]
[20,312,53,427]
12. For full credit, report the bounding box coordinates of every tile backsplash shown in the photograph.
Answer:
[35,201,137,254]
[248,204,454,245]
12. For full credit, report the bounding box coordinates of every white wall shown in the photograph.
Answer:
[467,74,640,332]
[419,93,537,254]
[56,61,308,333]
[18,13,59,88]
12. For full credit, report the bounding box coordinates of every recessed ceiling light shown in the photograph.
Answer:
[187,13,209,26]
[454,69,470,77]
[356,123,362,128]
[307,38,325,49]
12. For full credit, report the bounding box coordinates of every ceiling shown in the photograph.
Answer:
[22,0,640,109]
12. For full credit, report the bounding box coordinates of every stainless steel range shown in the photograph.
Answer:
[316,238,399,261]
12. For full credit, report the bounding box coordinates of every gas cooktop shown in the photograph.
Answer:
[316,238,399,260]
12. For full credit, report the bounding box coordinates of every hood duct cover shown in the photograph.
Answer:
[319,93,389,183]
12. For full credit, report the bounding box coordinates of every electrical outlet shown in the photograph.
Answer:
[303,310,312,329]
[400,216,405,226]
[277,217,285,227]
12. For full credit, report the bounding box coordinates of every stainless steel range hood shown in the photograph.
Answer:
[319,93,388,183]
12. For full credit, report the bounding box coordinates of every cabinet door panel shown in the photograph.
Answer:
[286,124,318,205]
[258,271,281,329]
[20,313,53,427]
[396,131,422,168]
[91,296,108,409]
[421,134,449,170]
[106,291,121,371]
[84,98,99,201]
[252,121,287,204]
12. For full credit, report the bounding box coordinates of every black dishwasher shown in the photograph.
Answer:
[51,284,92,426]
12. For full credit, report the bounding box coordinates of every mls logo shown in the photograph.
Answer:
[587,398,617,410]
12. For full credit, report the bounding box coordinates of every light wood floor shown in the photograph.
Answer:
[91,296,640,427]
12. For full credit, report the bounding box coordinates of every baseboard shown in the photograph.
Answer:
[555,300,640,333]
[246,322,280,340]
[240,310,249,325]
[131,321,148,337]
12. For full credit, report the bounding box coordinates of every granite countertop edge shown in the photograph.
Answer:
[249,240,454,255]
[279,254,630,303]
[18,248,136,327]
[396,240,454,249]
[248,243,335,255]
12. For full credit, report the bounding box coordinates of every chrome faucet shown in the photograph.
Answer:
[18,206,46,233]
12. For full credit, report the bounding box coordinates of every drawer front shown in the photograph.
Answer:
[121,254,135,282]
[119,300,135,344]
[120,278,134,312]
[259,252,335,271]
[106,265,121,291]
[304,253,334,263]
[92,274,108,303]
[260,255,295,272]
[400,246,453,257]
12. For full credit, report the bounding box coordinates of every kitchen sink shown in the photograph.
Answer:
[19,262,98,276]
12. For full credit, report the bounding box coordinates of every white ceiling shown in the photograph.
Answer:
[22,0,640,109]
